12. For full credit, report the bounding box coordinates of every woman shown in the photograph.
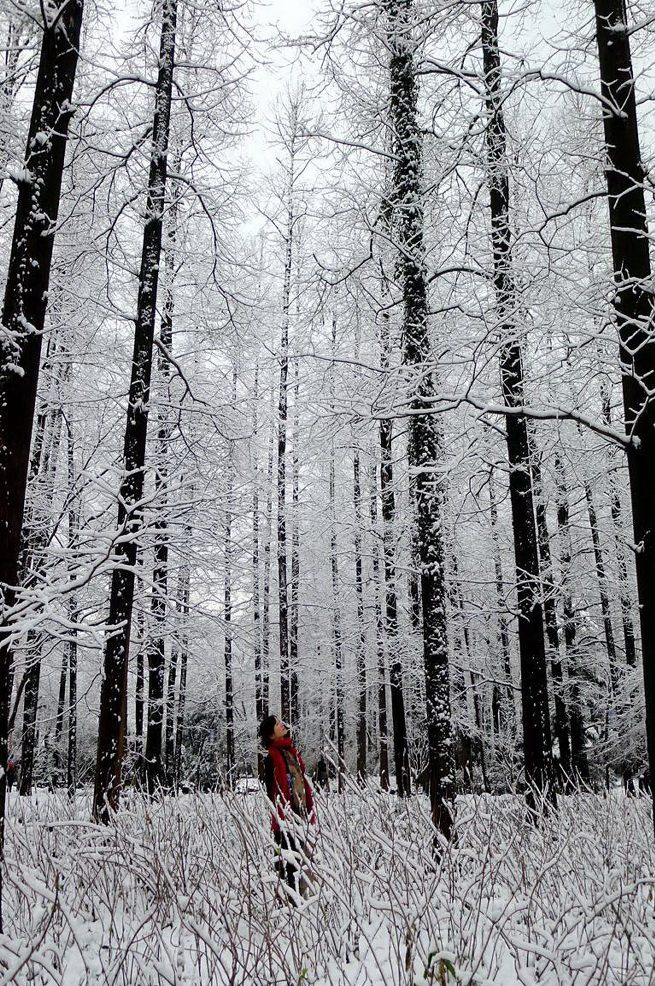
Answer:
[259,714,314,898]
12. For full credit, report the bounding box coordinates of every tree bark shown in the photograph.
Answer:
[528,439,571,780]
[385,0,454,836]
[66,417,78,799]
[0,4,84,881]
[174,563,189,788]
[93,0,177,822]
[144,177,179,793]
[481,0,553,799]
[354,448,367,781]
[289,359,301,729]
[592,0,655,831]
[329,313,345,786]
[277,120,298,727]
[554,457,590,784]
[487,468,515,732]
[583,478,619,695]
[224,367,237,786]
[369,459,390,789]
[379,336,410,797]
[252,367,264,776]
[262,425,274,716]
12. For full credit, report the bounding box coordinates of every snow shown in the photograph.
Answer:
[2,786,652,984]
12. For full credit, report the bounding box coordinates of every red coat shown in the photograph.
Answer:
[264,737,315,832]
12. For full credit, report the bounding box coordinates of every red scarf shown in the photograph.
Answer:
[265,737,315,830]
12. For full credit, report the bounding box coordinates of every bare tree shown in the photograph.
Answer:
[94,0,178,822]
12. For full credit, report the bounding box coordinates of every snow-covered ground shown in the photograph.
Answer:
[1,785,652,984]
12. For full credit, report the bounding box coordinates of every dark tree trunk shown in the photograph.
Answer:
[528,439,571,780]
[174,566,189,788]
[53,648,68,782]
[0,0,84,891]
[354,448,367,781]
[224,367,237,786]
[19,638,40,795]
[385,0,454,836]
[289,359,300,729]
[328,318,346,786]
[592,0,655,832]
[369,460,389,789]
[488,468,515,730]
[164,647,177,782]
[584,478,619,695]
[144,181,178,793]
[135,644,144,740]
[481,0,553,799]
[93,0,177,822]
[252,367,264,777]
[262,426,274,716]
[451,553,490,792]
[277,132,297,727]
[554,457,589,784]
[379,331,410,798]
[66,419,78,799]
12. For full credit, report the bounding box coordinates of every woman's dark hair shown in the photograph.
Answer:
[259,713,277,747]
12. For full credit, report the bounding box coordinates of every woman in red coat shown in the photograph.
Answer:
[259,714,314,897]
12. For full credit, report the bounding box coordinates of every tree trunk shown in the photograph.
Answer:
[592,0,655,832]
[277,127,297,728]
[174,564,189,788]
[164,647,178,782]
[385,0,454,836]
[583,478,619,695]
[93,0,177,822]
[369,459,390,789]
[262,425,274,716]
[329,314,346,787]
[354,448,367,781]
[487,468,515,730]
[19,639,40,795]
[252,367,264,776]
[554,457,589,784]
[224,367,237,786]
[378,324,410,798]
[53,648,68,783]
[144,177,179,794]
[66,418,78,799]
[528,439,571,780]
[0,4,84,879]
[481,0,553,799]
[289,359,300,729]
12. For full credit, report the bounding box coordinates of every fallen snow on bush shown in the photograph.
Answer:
[1,785,652,984]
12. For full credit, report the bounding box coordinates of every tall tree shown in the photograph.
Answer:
[0,0,84,896]
[554,456,590,783]
[528,441,571,781]
[385,0,454,836]
[592,0,655,828]
[377,281,410,797]
[481,0,553,798]
[329,314,346,785]
[93,0,177,821]
[289,359,301,728]
[353,446,367,781]
[369,459,389,789]
[66,417,79,799]
[223,366,237,786]
[144,175,180,792]
[276,100,302,727]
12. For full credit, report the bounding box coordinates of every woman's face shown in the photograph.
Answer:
[273,718,288,740]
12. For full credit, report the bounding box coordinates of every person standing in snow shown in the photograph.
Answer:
[259,714,314,898]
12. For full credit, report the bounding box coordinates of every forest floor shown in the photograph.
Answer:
[0,784,652,985]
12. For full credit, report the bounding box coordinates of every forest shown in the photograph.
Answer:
[0,0,653,982]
